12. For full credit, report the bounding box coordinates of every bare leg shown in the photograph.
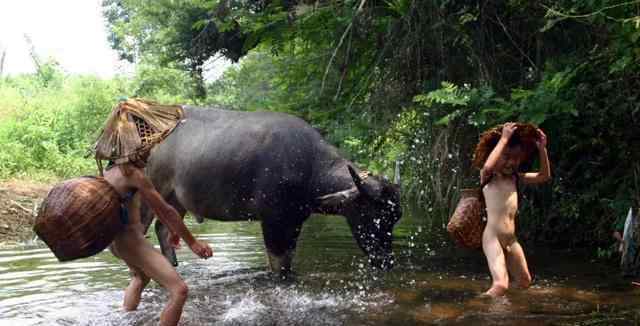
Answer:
[505,241,532,289]
[123,266,151,311]
[113,232,189,326]
[110,245,149,311]
[482,230,509,297]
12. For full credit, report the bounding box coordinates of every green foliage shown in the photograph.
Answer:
[1,0,638,251]
[131,59,200,103]
[171,0,640,248]
[0,73,124,180]
[206,51,316,113]
[0,55,201,181]
[413,82,472,109]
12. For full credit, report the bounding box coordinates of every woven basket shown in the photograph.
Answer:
[33,176,124,262]
[446,188,486,249]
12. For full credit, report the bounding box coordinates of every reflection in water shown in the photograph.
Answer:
[0,213,639,325]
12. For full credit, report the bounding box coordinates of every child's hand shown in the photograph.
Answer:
[536,128,547,149]
[501,122,517,140]
[169,232,181,249]
[189,240,213,259]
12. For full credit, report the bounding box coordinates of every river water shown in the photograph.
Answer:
[1,210,639,325]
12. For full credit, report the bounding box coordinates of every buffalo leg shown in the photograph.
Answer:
[155,194,187,267]
[261,220,304,275]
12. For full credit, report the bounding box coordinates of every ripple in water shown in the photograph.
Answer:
[1,217,640,325]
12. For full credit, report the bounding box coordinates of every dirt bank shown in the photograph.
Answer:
[0,180,51,245]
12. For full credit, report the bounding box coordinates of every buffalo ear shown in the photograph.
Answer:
[348,165,380,199]
[347,165,363,188]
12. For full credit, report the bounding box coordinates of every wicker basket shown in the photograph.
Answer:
[33,176,124,262]
[447,188,486,249]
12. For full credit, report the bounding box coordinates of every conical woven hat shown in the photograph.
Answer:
[472,123,539,169]
[92,98,183,164]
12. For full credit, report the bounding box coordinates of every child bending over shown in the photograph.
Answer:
[94,99,213,326]
[105,160,213,326]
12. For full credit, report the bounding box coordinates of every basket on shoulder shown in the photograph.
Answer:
[33,98,183,262]
[446,123,538,249]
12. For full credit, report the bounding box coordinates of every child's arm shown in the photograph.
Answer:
[520,128,551,184]
[125,165,213,259]
[481,122,517,183]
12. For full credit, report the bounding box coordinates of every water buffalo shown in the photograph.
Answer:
[143,106,402,274]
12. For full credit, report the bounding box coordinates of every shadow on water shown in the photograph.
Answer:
[1,205,640,325]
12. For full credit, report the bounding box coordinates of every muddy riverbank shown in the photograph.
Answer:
[0,180,50,245]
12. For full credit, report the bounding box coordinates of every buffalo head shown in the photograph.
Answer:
[317,165,402,270]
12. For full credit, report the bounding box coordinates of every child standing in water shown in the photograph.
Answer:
[475,122,551,297]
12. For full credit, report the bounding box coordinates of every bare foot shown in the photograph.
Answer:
[481,285,507,298]
[513,273,533,289]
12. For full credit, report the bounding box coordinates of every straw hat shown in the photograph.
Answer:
[472,123,539,169]
[92,98,184,170]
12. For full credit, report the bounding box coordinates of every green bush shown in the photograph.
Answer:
[0,59,198,181]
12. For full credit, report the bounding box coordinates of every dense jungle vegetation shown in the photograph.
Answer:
[1,0,639,253]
